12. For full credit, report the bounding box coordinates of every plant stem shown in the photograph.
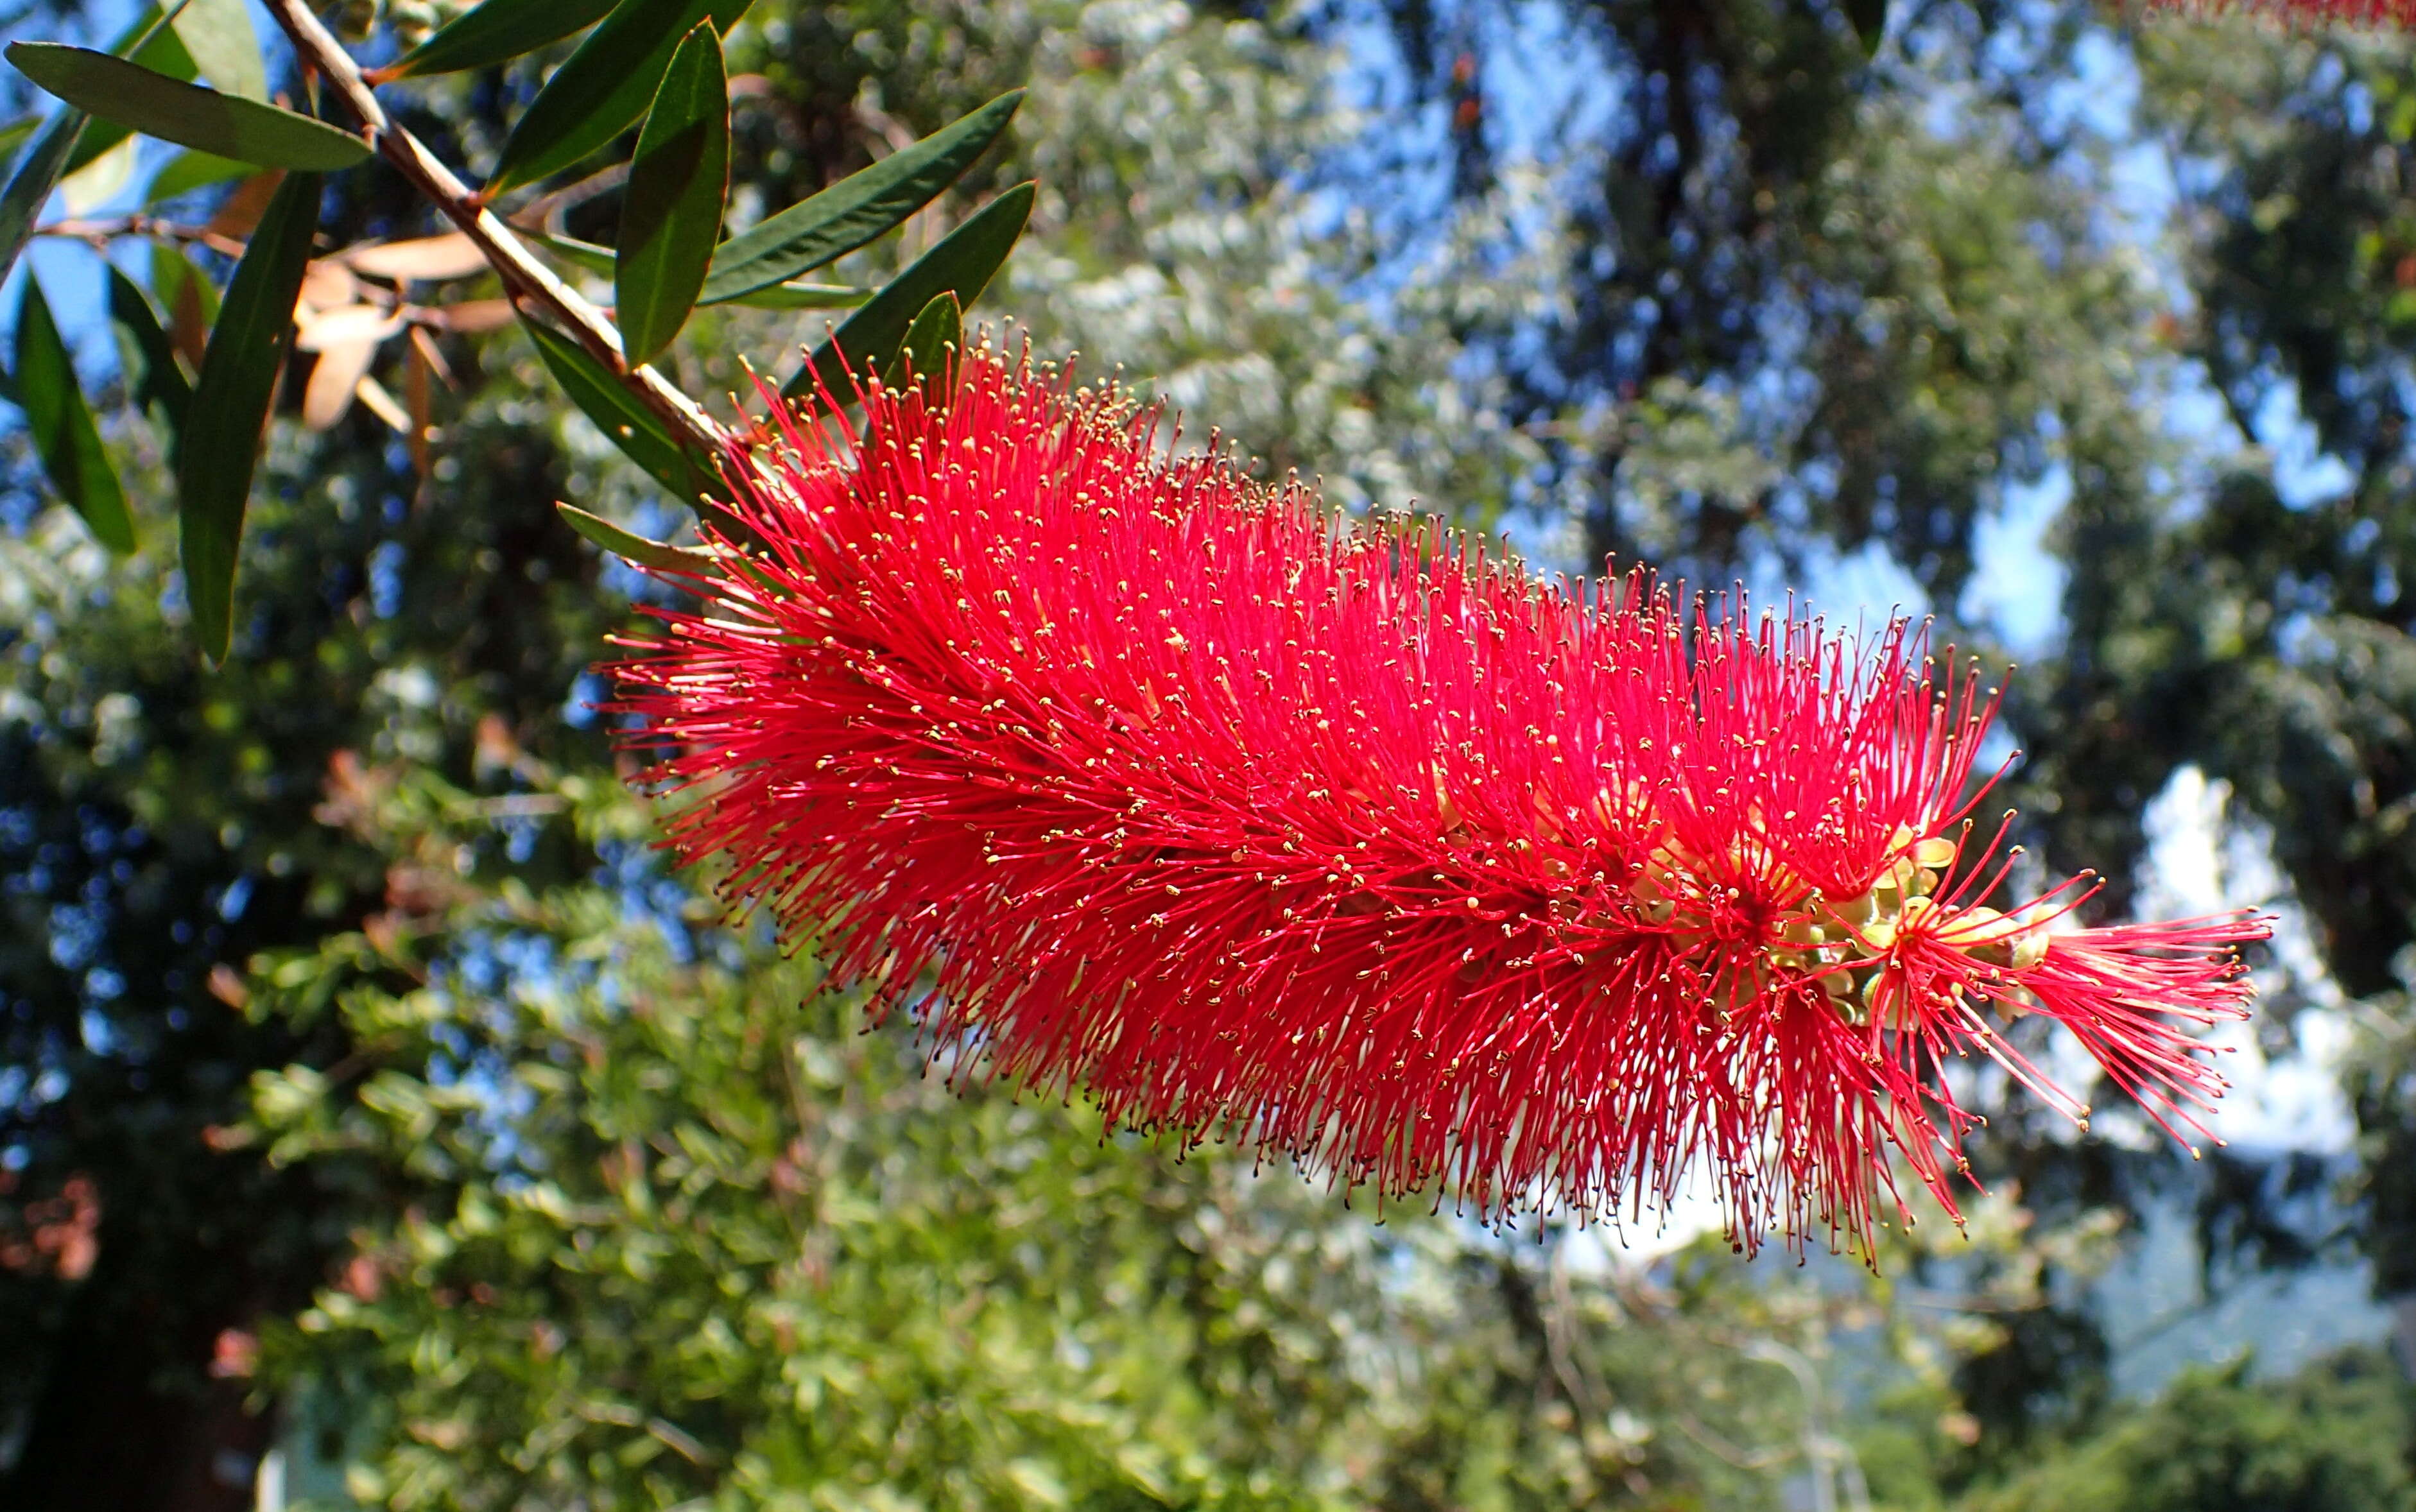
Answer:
[258,0,730,462]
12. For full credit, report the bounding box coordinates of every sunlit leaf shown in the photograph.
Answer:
[12,274,136,553]
[171,0,268,101]
[178,171,323,662]
[6,44,372,170]
[383,0,617,80]
[484,0,750,196]
[345,233,489,282]
[698,88,1021,305]
[616,25,727,365]
[785,182,1032,399]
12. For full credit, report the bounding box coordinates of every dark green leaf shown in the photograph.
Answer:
[12,275,136,553]
[0,114,87,289]
[172,0,267,101]
[178,171,322,662]
[555,504,718,574]
[385,0,617,80]
[144,147,251,204]
[521,316,708,500]
[698,89,1021,305]
[107,265,193,446]
[0,3,195,286]
[484,0,750,196]
[785,181,1032,400]
[1845,0,1886,57]
[899,289,960,395]
[615,24,727,365]
[7,44,372,170]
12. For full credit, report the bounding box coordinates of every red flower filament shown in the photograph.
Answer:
[617,347,2267,1255]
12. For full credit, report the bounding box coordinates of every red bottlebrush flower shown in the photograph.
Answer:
[615,347,2268,1255]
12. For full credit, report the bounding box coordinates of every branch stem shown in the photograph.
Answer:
[259,0,730,461]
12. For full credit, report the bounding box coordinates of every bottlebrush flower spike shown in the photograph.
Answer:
[615,345,2268,1256]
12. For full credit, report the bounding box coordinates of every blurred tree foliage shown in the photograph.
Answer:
[6,0,2415,1507]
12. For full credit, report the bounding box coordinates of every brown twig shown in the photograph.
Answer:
[34,215,247,258]
[259,0,730,461]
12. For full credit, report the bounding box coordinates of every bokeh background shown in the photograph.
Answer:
[3,0,2415,1508]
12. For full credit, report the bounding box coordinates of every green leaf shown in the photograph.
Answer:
[524,228,618,277]
[144,147,252,204]
[0,3,195,286]
[484,0,750,196]
[0,114,38,177]
[719,281,864,310]
[385,0,617,80]
[58,13,200,180]
[178,171,322,662]
[7,44,372,171]
[698,89,1021,306]
[555,504,718,574]
[785,181,1032,400]
[615,24,727,365]
[522,316,708,501]
[899,289,960,395]
[107,265,193,445]
[171,0,267,101]
[1845,0,1886,57]
[12,275,136,553]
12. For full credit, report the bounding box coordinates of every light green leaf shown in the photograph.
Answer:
[171,0,267,101]
[178,171,322,662]
[522,316,709,501]
[0,114,38,176]
[7,44,372,171]
[523,228,618,277]
[785,182,1032,400]
[107,264,192,446]
[144,147,252,204]
[698,89,1021,306]
[12,274,136,553]
[555,504,718,574]
[384,0,617,80]
[484,0,750,196]
[615,24,727,365]
[718,281,863,309]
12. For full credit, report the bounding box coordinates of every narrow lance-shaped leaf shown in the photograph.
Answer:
[58,13,200,179]
[521,316,708,501]
[178,171,323,662]
[144,148,252,205]
[786,181,1033,400]
[530,227,861,304]
[6,44,372,170]
[556,504,720,575]
[0,0,194,286]
[107,265,193,445]
[171,0,267,100]
[616,25,728,365]
[484,0,750,196]
[12,275,136,553]
[899,289,961,397]
[0,115,36,174]
[384,0,617,80]
[698,88,1022,305]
